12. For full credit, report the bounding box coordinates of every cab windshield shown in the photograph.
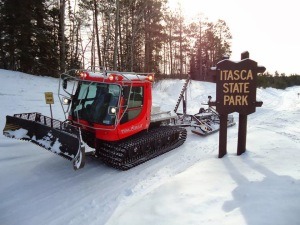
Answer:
[71,82,120,125]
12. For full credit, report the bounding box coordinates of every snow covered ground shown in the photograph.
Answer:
[0,69,299,225]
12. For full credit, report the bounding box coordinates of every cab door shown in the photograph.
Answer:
[117,82,152,139]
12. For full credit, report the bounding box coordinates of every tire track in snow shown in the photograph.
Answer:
[249,87,300,143]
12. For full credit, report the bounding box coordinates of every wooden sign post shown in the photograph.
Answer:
[210,51,265,157]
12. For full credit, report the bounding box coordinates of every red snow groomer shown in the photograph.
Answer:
[3,69,187,170]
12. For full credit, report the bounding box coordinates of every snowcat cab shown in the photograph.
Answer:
[61,69,153,142]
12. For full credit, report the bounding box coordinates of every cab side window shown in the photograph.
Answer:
[121,86,144,123]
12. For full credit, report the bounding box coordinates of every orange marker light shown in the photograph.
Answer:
[147,74,154,82]
[108,74,114,81]
[80,72,88,78]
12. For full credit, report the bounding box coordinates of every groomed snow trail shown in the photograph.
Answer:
[1,70,300,225]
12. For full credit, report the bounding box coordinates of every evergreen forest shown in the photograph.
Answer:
[0,0,299,89]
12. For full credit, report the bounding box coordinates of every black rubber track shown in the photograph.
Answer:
[96,126,187,170]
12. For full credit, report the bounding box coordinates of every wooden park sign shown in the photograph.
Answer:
[210,51,265,158]
[216,59,259,115]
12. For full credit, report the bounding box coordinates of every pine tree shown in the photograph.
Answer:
[0,0,81,76]
[190,19,232,81]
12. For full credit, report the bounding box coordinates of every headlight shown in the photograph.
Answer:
[62,97,71,105]
[110,107,116,114]
[108,106,117,115]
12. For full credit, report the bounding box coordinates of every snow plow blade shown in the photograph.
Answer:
[3,113,85,170]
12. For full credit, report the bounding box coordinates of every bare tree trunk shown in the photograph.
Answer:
[93,0,101,67]
[118,15,122,70]
[199,20,202,80]
[59,0,66,72]
[91,14,95,69]
[169,28,173,75]
[179,12,183,76]
[163,43,166,74]
[113,0,120,70]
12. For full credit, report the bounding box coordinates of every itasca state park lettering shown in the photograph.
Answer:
[220,69,253,106]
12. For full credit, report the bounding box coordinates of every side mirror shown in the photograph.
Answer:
[63,79,68,89]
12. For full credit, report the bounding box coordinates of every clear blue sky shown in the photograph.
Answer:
[169,0,300,75]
